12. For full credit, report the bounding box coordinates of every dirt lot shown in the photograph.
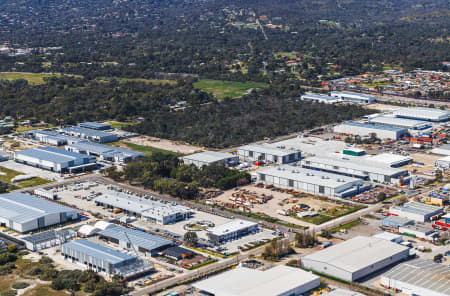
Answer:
[215,185,344,227]
[405,152,442,175]
[364,103,399,112]
[124,135,203,155]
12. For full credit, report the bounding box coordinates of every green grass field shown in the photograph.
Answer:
[109,141,183,157]
[193,79,268,99]
[0,72,78,85]
[97,76,177,85]
[108,121,136,130]
[0,167,51,189]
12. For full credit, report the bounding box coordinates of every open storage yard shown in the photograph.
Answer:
[212,185,366,227]
[123,135,203,155]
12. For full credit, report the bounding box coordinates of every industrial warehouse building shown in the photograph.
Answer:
[26,130,85,146]
[94,193,191,224]
[66,142,145,164]
[300,93,341,104]
[434,156,450,170]
[392,107,450,122]
[206,219,259,244]
[193,265,320,296]
[78,122,111,131]
[60,126,118,143]
[98,225,173,255]
[431,144,450,156]
[61,239,153,278]
[301,236,409,282]
[256,165,367,198]
[23,229,76,251]
[365,153,413,167]
[398,224,438,241]
[369,116,431,130]
[182,151,239,168]
[389,201,444,222]
[0,193,80,233]
[381,259,450,296]
[333,122,408,140]
[381,216,414,229]
[300,155,409,184]
[14,146,97,173]
[372,232,403,243]
[238,144,301,164]
[329,91,375,104]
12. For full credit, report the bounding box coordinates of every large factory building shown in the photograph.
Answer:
[333,122,408,140]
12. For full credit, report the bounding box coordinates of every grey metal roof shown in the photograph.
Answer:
[391,201,443,216]
[79,122,111,130]
[257,165,363,188]
[239,144,299,157]
[302,155,406,176]
[301,93,339,101]
[67,142,144,159]
[393,107,450,121]
[62,239,135,264]
[98,225,173,252]
[207,219,257,236]
[0,193,79,224]
[23,229,76,244]
[61,126,116,138]
[340,121,407,132]
[382,215,413,225]
[15,146,95,165]
[369,116,430,129]
[183,151,236,164]
[382,259,450,295]
[302,236,408,273]
[94,193,190,217]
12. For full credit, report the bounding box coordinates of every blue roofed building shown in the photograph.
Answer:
[25,130,86,146]
[61,239,153,277]
[0,193,80,233]
[66,141,145,164]
[98,225,173,255]
[79,122,112,131]
[60,126,118,143]
[14,146,97,173]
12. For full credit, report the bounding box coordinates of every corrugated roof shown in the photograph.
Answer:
[339,121,407,132]
[61,126,116,138]
[182,151,236,163]
[366,153,413,166]
[15,146,95,164]
[302,155,406,176]
[62,239,135,264]
[302,236,408,273]
[0,193,79,224]
[192,265,319,296]
[330,91,374,100]
[301,93,340,101]
[79,122,111,130]
[238,144,299,157]
[369,116,430,128]
[207,219,257,236]
[391,201,443,216]
[393,107,450,121]
[258,165,363,189]
[98,225,173,252]
[382,259,450,295]
[381,216,413,225]
[67,142,144,158]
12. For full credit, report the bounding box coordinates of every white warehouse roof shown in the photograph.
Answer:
[392,107,450,121]
[182,151,236,164]
[207,219,257,236]
[372,232,402,242]
[192,265,320,296]
[366,153,413,167]
[382,259,450,296]
[257,165,363,189]
[238,144,298,157]
[369,116,431,129]
[302,236,408,273]
[391,201,443,216]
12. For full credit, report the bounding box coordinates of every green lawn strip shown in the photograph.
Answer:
[0,72,81,85]
[329,218,362,233]
[193,79,268,99]
[108,141,183,157]
[108,121,136,130]
[0,167,50,189]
